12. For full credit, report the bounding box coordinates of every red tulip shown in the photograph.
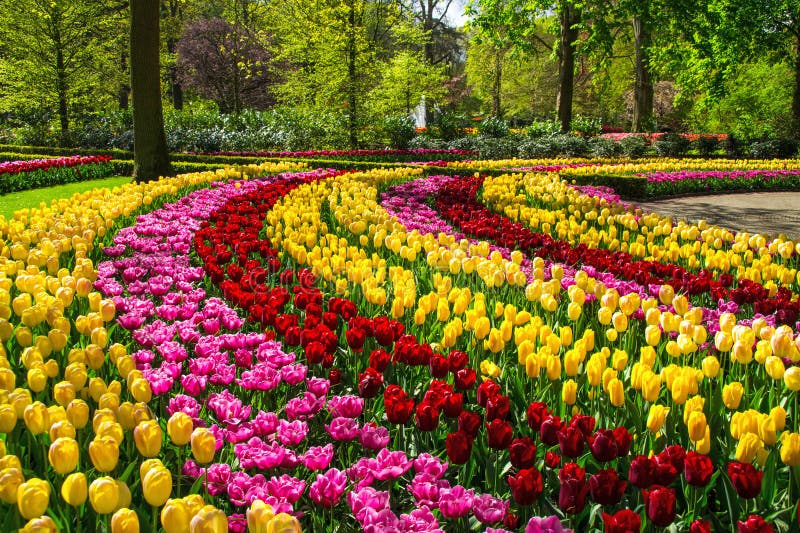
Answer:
[589,468,627,505]
[589,429,618,462]
[507,467,542,506]
[737,515,773,533]
[603,509,641,533]
[369,349,391,372]
[457,410,482,438]
[526,401,549,431]
[690,519,711,533]
[558,426,585,458]
[486,419,513,450]
[684,451,714,487]
[558,462,589,515]
[509,437,537,469]
[445,430,473,464]
[454,368,476,390]
[628,455,657,488]
[643,485,676,527]
[357,368,383,398]
[414,402,440,431]
[728,462,763,499]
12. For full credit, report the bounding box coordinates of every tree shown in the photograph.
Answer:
[467,0,584,131]
[273,0,408,147]
[176,18,280,113]
[131,0,171,182]
[367,50,448,116]
[0,0,118,144]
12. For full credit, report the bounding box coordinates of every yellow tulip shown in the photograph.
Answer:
[89,476,120,515]
[0,467,24,504]
[48,437,79,475]
[143,466,172,507]
[20,515,58,532]
[134,420,163,458]
[23,401,49,435]
[608,378,625,407]
[562,379,577,405]
[66,399,89,430]
[111,508,140,533]
[89,436,120,472]
[190,505,228,533]
[17,478,50,520]
[646,404,669,434]
[191,428,217,464]
[168,412,193,446]
[247,499,275,533]
[61,472,87,506]
[780,432,800,467]
[266,514,302,533]
[735,432,763,464]
[723,382,744,409]
[701,356,720,379]
[162,498,192,533]
[687,411,707,442]
[784,367,800,391]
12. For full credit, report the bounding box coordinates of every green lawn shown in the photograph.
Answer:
[0,176,131,219]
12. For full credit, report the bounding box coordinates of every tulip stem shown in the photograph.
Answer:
[153,504,158,533]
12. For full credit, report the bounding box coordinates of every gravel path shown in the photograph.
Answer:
[636,192,800,240]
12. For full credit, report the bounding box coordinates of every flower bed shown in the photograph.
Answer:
[0,155,115,194]
[193,148,477,162]
[0,159,799,532]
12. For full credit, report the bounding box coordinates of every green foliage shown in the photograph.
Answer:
[619,135,649,158]
[589,137,623,157]
[478,116,510,138]
[430,113,468,141]
[526,119,562,138]
[694,136,720,156]
[653,132,691,156]
[747,138,799,159]
[367,51,447,118]
[570,114,601,136]
[381,116,417,149]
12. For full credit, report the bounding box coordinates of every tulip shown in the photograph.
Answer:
[607,378,624,407]
[89,476,120,514]
[266,514,302,533]
[23,401,49,435]
[167,412,193,446]
[686,411,707,442]
[647,405,669,434]
[143,466,172,506]
[89,435,120,472]
[735,433,763,464]
[246,499,275,533]
[111,508,140,533]
[48,437,79,475]
[66,399,89,429]
[134,420,163,458]
[161,498,192,533]
[723,382,744,409]
[116,479,132,511]
[17,478,50,520]
[561,379,577,405]
[0,467,24,504]
[190,428,216,464]
[61,472,87,506]
[784,367,800,391]
[189,505,228,533]
[643,485,676,527]
[20,515,58,532]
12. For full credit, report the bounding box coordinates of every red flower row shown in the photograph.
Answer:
[0,155,112,176]
[192,174,768,528]
[435,176,800,323]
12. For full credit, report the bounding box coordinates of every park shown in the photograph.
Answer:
[1,0,799,532]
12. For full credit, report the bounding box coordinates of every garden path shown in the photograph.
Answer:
[637,192,800,240]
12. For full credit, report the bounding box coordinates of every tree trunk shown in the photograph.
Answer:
[632,14,654,132]
[119,51,130,111]
[346,0,359,149]
[167,38,183,110]
[556,1,579,133]
[131,0,171,182]
[54,35,70,146]
[492,48,502,118]
[793,33,800,137]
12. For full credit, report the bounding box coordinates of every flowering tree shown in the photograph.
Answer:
[176,18,279,114]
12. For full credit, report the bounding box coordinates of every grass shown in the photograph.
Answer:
[0,176,131,219]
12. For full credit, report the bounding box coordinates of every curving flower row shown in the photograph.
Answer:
[1,157,800,532]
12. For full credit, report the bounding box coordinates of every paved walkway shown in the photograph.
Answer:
[637,192,800,240]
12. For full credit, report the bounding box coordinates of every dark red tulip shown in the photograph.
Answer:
[429,354,450,378]
[728,462,763,499]
[684,451,714,487]
[357,367,383,398]
[603,509,641,533]
[477,379,500,406]
[643,485,676,527]
[486,419,513,450]
[737,515,773,533]
[558,426,585,458]
[558,462,589,515]
[690,519,711,533]
[545,451,561,469]
[414,402,440,432]
[454,368,477,390]
[507,467,542,506]
[442,392,463,418]
[485,394,510,420]
[369,349,391,372]
[458,410,482,438]
[445,430,473,464]
[589,469,627,505]
[628,455,657,489]
[509,437,537,469]
[540,415,563,446]
[448,350,469,372]
[589,429,618,462]
[612,426,632,457]
[526,401,549,431]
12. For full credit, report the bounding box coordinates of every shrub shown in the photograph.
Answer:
[653,133,691,157]
[431,113,467,141]
[694,136,720,156]
[748,138,799,159]
[619,135,649,158]
[474,137,518,159]
[548,134,590,157]
[382,116,417,150]
[408,135,448,150]
[518,139,555,158]
[589,137,623,158]
[478,116,510,138]
[448,137,479,152]
[723,133,744,158]
[570,114,601,137]
[526,119,561,138]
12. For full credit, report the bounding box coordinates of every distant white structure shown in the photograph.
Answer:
[413,95,426,128]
